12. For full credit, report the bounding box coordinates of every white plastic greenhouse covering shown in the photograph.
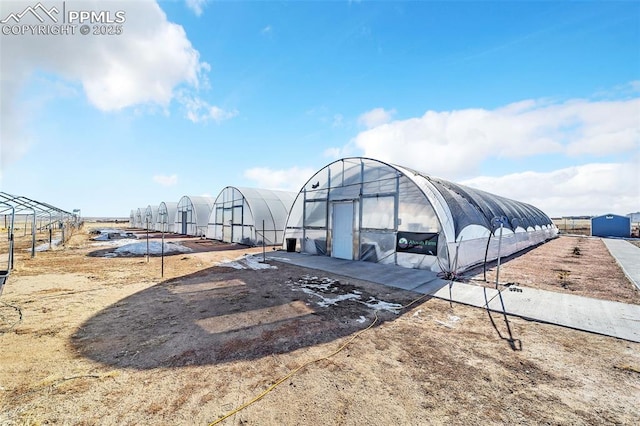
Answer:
[129,210,135,228]
[206,186,296,245]
[283,157,557,274]
[174,196,215,237]
[144,205,158,230]
[134,207,146,229]
[155,201,178,232]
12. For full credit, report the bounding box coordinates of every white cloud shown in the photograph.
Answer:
[244,167,316,192]
[357,107,396,129]
[461,161,640,217]
[352,96,639,180]
[261,25,272,35]
[0,0,209,172]
[185,0,207,16]
[153,174,178,186]
[179,94,238,123]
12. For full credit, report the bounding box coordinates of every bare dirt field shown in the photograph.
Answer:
[1,223,639,425]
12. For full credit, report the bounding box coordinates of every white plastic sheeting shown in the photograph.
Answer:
[155,201,178,232]
[144,205,158,230]
[134,207,146,229]
[283,157,557,274]
[174,196,214,237]
[206,186,296,245]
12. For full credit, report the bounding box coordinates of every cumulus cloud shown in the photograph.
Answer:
[185,0,208,16]
[153,174,178,186]
[357,107,396,129]
[462,161,640,217]
[352,97,639,180]
[0,0,210,172]
[244,166,317,192]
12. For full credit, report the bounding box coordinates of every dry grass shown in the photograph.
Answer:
[1,222,639,425]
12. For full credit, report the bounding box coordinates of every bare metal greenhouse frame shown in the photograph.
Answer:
[0,192,78,292]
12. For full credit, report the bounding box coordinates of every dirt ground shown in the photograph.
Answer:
[1,223,639,425]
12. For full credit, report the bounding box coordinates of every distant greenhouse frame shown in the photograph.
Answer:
[283,157,557,274]
[0,192,78,263]
[206,186,296,246]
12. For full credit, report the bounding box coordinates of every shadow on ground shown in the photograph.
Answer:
[71,262,423,369]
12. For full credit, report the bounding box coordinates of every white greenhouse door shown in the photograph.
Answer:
[332,202,354,260]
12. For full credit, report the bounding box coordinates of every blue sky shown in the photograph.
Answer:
[1,0,638,218]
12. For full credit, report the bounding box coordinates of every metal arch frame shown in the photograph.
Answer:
[0,201,15,273]
[0,201,14,295]
[0,192,78,258]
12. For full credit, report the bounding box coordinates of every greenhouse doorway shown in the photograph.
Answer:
[332,202,354,260]
[222,208,232,243]
[181,211,188,235]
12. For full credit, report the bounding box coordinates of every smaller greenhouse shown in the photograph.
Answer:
[134,207,146,229]
[155,202,178,233]
[283,157,557,275]
[206,186,296,245]
[143,205,158,230]
[129,210,135,228]
[174,196,215,237]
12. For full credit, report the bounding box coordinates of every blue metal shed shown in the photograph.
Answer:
[591,214,631,238]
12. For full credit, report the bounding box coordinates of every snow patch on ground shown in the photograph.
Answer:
[434,315,462,329]
[361,297,403,313]
[30,238,62,252]
[289,275,402,313]
[114,241,192,256]
[91,239,141,248]
[92,228,137,241]
[300,288,360,307]
[216,255,278,270]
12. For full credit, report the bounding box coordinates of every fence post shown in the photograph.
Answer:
[146,219,150,263]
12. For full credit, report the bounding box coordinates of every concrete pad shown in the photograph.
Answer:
[487,286,640,343]
[602,239,640,290]
[267,252,441,292]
